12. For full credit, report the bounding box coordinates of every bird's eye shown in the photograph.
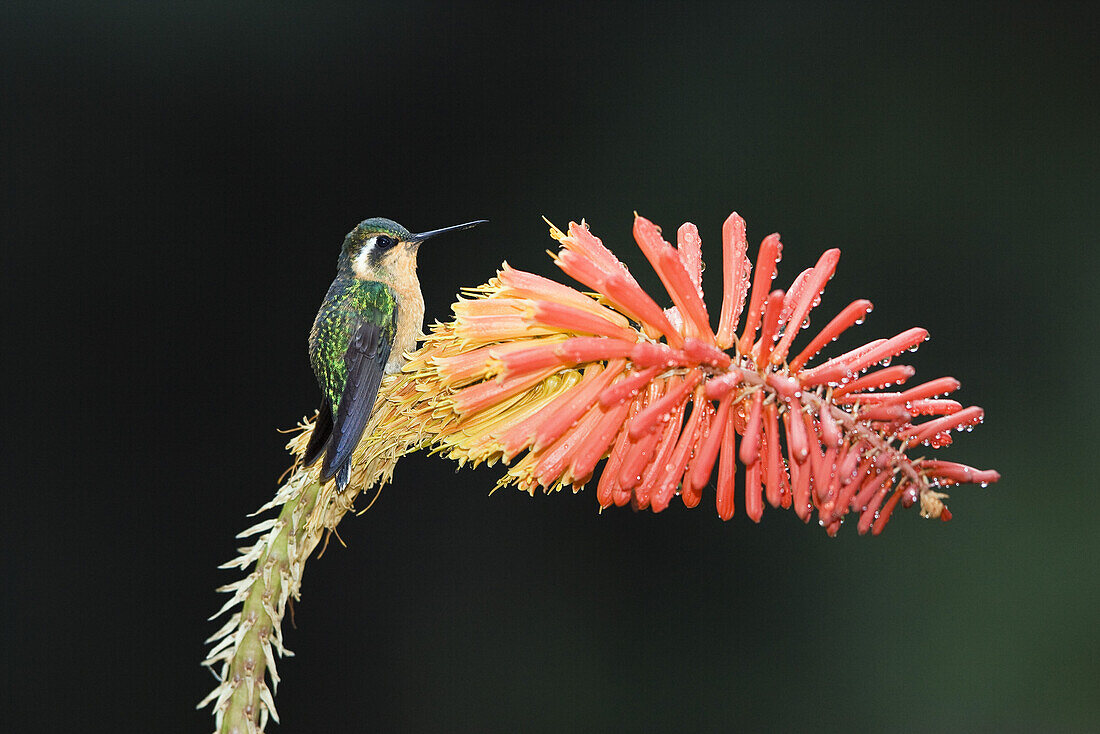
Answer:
[374,235,397,250]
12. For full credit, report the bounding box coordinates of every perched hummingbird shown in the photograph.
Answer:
[302,217,487,492]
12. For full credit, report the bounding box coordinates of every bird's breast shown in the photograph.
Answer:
[388,282,424,373]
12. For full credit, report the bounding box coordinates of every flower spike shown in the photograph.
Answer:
[392,212,998,534]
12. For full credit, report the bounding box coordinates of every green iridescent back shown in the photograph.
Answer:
[308,277,397,412]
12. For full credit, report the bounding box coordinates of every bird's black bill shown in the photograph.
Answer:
[410,219,488,243]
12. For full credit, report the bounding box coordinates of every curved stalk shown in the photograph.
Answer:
[199,469,320,733]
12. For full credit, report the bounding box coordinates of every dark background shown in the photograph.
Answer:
[5,2,1098,731]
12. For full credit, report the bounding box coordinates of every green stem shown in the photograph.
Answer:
[201,469,321,733]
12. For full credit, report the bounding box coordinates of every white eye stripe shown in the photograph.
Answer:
[353,242,374,274]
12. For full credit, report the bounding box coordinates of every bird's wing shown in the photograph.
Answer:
[320,311,395,483]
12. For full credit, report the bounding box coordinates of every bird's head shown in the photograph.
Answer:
[339,217,487,283]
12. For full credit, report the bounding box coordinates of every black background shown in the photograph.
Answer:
[5,2,1098,732]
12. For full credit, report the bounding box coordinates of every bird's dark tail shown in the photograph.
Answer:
[304,400,351,492]
[301,401,334,467]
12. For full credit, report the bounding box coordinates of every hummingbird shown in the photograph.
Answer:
[302,216,487,492]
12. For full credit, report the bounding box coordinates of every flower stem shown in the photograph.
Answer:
[201,469,321,733]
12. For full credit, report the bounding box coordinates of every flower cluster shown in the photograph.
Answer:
[402,212,998,535]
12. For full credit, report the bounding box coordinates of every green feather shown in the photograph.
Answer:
[308,277,396,413]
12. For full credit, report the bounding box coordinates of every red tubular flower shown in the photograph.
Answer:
[412,213,999,534]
